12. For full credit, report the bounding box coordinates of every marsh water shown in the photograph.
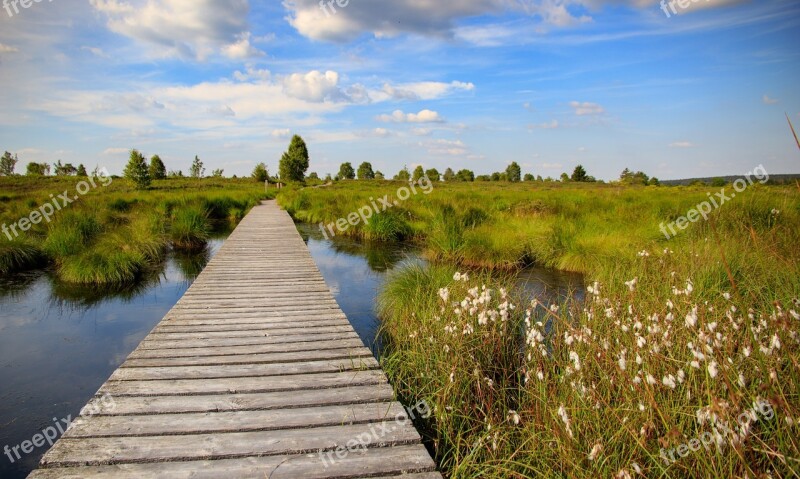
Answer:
[0,224,584,479]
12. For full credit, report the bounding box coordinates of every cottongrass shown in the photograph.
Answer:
[378,251,799,478]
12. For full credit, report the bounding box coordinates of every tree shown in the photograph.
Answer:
[506,162,522,182]
[357,162,375,180]
[211,169,224,178]
[0,151,18,176]
[536,175,543,182]
[279,135,310,182]
[252,163,269,182]
[412,166,425,182]
[190,156,205,178]
[425,168,441,182]
[308,172,320,180]
[572,165,588,182]
[523,173,535,182]
[374,171,385,180]
[711,178,726,187]
[560,173,570,182]
[443,168,455,182]
[168,170,184,178]
[76,164,88,177]
[649,177,661,187]
[620,168,650,185]
[324,173,333,182]
[53,160,77,176]
[491,172,501,181]
[124,149,151,189]
[395,166,411,181]
[26,162,50,176]
[149,155,167,180]
[476,175,491,182]
[338,162,355,180]
[455,169,475,182]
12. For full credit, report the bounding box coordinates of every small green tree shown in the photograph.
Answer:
[443,168,455,182]
[491,172,501,181]
[211,169,224,178]
[124,149,151,189]
[53,160,77,176]
[279,135,310,182]
[711,178,726,187]
[190,156,205,178]
[338,162,355,180]
[524,173,535,182]
[425,168,441,182]
[506,162,522,182]
[308,172,320,181]
[0,151,18,176]
[375,171,385,180]
[412,166,425,182]
[456,169,475,182]
[395,166,411,181]
[357,162,375,180]
[560,173,570,182]
[149,155,167,180]
[572,165,588,182]
[649,177,661,187]
[76,164,88,177]
[26,162,50,176]
[252,163,269,182]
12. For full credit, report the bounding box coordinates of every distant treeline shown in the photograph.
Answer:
[661,174,800,186]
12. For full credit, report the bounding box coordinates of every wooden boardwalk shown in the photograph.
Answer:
[29,201,441,479]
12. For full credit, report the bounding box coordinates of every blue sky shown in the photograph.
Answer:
[0,0,798,180]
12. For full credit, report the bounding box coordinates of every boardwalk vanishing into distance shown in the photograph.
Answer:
[29,201,441,479]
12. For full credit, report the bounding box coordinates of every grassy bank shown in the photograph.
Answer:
[0,176,272,283]
[280,181,800,478]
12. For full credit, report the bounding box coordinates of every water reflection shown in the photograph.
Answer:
[0,240,222,479]
[294,222,585,353]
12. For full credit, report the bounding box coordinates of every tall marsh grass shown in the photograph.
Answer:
[283,181,799,478]
[0,176,270,283]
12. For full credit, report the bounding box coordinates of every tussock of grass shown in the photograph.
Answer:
[43,213,102,258]
[0,239,45,274]
[170,205,211,250]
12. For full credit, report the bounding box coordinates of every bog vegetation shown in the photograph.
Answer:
[280,179,800,478]
[0,175,270,284]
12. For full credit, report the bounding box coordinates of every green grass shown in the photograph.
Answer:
[0,176,272,284]
[280,180,800,478]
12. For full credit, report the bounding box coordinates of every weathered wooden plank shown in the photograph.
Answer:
[66,402,404,437]
[137,331,361,350]
[145,324,354,340]
[99,370,390,396]
[82,384,397,416]
[29,444,437,479]
[123,347,370,367]
[109,357,379,381]
[40,422,422,466]
[127,338,368,359]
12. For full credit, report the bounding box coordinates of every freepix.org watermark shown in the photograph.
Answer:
[659,0,708,18]
[319,399,431,468]
[659,399,775,467]
[3,0,54,18]
[318,176,434,240]
[1,169,112,241]
[318,0,349,18]
[3,393,116,465]
[659,165,768,240]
